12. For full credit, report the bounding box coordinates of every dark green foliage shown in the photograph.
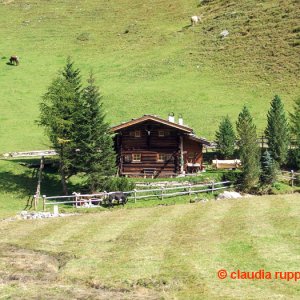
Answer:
[39,77,78,194]
[39,59,116,194]
[222,171,243,184]
[260,150,277,185]
[72,73,116,192]
[62,57,81,93]
[265,95,289,166]
[290,98,300,169]
[215,115,236,159]
[236,106,261,191]
[98,177,134,192]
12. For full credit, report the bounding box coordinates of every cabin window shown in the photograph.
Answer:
[129,130,141,137]
[123,154,132,163]
[158,130,170,137]
[132,153,141,162]
[158,153,173,162]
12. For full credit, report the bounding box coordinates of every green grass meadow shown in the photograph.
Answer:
[0,1,299,298]
[0,194,299,299]
[0,0,299,152]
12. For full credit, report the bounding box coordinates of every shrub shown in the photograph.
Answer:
[99,176,134,192]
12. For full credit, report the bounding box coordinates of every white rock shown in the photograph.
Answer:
[217,191,242,199]
[220,30,229,38]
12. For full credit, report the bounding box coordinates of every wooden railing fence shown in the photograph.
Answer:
[40,180,232,211]
[278,170,300,189]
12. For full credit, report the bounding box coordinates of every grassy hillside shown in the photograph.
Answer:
[0,0,299,152]
[0,195,299,299]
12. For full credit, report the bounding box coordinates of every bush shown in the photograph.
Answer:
[222,171,243,184]
[99,176,135,192]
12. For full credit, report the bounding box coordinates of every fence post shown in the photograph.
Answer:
[42,195,46,211]
[188,183,192,196]
[161,187,164,200]
[211,180,215,194]
[74,192,78,208]
[134,189,137,203]
[291,170,294,192]
[34,195,37,210]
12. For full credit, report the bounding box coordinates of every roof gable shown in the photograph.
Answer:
[111,115,193,133]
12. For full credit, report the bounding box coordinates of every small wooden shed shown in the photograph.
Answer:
[111,115,210,177]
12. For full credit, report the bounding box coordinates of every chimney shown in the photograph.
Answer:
[178,114,183,125]
[168,112,175,123]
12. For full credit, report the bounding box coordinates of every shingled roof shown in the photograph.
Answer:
[111,115,211,146]
[111,114,193,133]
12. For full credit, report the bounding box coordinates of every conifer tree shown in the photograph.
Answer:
[236,106,261,191]
[265,95,289,166]
[39,78,77,194]
[215,115,236,159]
[290,97,300,169]
[39,58,82,194]
[72,73,116,192]
[260,150,277,185]
[62,56,81,93]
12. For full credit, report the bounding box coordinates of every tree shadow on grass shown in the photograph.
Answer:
[0,159,82,210]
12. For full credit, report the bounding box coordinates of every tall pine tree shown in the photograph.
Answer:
[39,58,82,194]
[236,106,261,191]
[39,77,78,194]
[215,115,236,159]
[265,95,289,166]
[72,73,116,192]
[290,97,300,169]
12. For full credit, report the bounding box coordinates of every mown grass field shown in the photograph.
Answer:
[0,2,299,298]
[0,0,299,152]
[0,195,299,299]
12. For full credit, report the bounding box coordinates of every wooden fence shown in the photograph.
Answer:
[278,170,300,188]
[41,180,232,211]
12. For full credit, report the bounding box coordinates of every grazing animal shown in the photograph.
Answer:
[108,192,128,207]
[191,15,201,26]
[9,55,19,66]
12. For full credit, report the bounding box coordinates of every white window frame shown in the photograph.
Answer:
[132,153,141,162]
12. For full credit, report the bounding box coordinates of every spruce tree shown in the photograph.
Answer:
[290,98,300,169]
[39,77,77,194]
[260,150,277,185]
[236,106,261,191]
[265,95,289,166]
[215,115,236,159]
[72,73,116,192]
[39,58,82,194]
[62,56,81,93]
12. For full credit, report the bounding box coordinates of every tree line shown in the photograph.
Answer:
[39,58,300,195]
[215,95,300,192]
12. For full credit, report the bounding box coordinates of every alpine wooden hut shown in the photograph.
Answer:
[111,114,210,177]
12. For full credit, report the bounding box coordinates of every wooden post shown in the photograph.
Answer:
[74,192,78,208]
[161,187,164,200]
[42,195,46,211]
[134,189,137,203]
[211,180,215,194]
[34,195,37,210]
[180,135,184,174]
[291,170,294,192]
[188,183,192,196]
